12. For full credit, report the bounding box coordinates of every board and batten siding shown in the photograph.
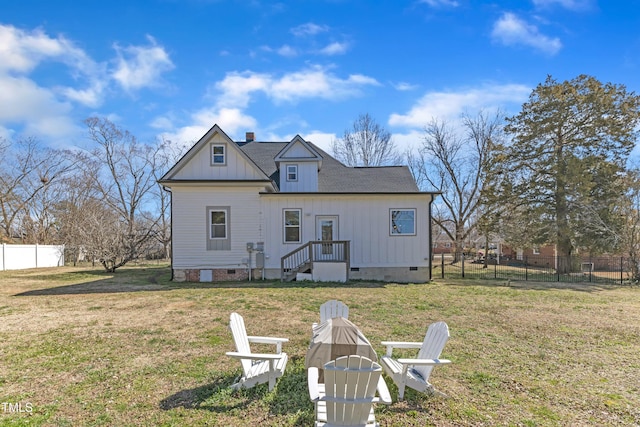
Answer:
[171,185,264,269]
[279,161,318,192]
[170,133,265,181]
[260,193,433,269]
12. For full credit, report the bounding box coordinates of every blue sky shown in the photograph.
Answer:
[1,0,639,154]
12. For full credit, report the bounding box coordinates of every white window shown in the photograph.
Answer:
[284,209,301,243]
[286,164,298,181]
[210,209,227,239]
[390,209,416,235]
[533,246,540,255]
[211,144,226,165]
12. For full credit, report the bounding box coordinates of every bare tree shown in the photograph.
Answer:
[0,137,76,242]
[408,111,504,261]
[332,113,401,166]
[83,117,158,272]
[149,139,185,259]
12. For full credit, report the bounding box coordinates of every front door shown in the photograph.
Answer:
[316,216,338,257]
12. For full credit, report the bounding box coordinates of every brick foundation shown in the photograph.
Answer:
[173,268,253,282]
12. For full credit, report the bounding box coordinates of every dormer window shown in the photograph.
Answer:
[211,144,226,165]
[286,164,298,181]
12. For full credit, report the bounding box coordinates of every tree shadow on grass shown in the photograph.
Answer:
[159,357,314,424]
[14,269,387,296]
[437,277,631,293]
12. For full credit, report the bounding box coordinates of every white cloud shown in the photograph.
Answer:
[317,42,349,56]
[277,45,298,57]
[301,131,336,153]
[0,24,92,73]
[112,35,175,91]
[420,0,459,7]
[0,74,79,143]
[492,12,562,55]
[214,66,380,107]
[291,23,329,37]
[160,107,258,145]
[532,0,593,11]
[388,83,531,128]
[392,81,419,91]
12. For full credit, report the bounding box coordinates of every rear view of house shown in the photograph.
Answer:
[159,124,438,283]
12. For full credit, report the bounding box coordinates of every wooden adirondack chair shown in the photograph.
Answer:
[380,321,451,401]
[308,355,391,427]
[225,312,289,391]
[313,300,349,330]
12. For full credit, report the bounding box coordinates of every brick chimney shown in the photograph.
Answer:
[246,132,255,142]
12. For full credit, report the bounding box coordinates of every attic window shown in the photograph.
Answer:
[286,165,298,181]
[211,144,226,165]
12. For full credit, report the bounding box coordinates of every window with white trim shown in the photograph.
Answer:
[210,209,227,239]
[286,164,298,181]
[390,209,416,235]
[211,144,226,165]
[284,209,301,243]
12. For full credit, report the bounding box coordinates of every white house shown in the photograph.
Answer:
[159,125,438,283]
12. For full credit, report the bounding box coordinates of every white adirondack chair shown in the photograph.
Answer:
[225,312,289,391]
[313,300,349,330]
[308,355,392,427]
[380,321,451,401]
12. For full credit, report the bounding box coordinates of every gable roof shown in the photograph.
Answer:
[159,124,270,183]
[240,140,419,193]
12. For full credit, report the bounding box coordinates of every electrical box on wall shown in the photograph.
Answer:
[246,242,254,251]
[256,241,264,251]
[255,252,265,268]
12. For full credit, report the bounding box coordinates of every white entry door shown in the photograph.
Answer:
[316,216,338,257]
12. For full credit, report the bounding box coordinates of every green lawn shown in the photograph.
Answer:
[0,264,639,426]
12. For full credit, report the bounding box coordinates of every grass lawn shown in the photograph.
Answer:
[0,264,639,426]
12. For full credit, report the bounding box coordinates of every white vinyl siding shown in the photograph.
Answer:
[279,162,318,192]
[170,132,265,180]
[261,194,433,270]
[171,186,263,269]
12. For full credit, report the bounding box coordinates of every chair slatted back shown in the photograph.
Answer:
[320,300,349,323]
[229,312,252,375]
[415,321,449,381]
[323,355,380,426]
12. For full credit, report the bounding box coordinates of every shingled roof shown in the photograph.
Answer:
[238,141,419,193]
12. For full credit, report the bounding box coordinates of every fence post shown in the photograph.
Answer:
[621,257,624,285]
[494,258,497,279]
[461,252,465,278]
[525,255,528,281]
[441,252,444,279]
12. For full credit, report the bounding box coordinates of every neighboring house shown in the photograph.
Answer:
[159,125,439,283]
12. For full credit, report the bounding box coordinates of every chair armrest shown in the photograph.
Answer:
[374,375,392,405]
[397,358,452,367]
[225,351,286,361]
[307,367,321,401]
[380,341,423,357]
[247,336,289,353]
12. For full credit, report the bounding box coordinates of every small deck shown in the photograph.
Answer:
[281,240,350,282]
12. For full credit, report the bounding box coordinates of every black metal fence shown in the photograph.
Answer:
[433,253,636,285]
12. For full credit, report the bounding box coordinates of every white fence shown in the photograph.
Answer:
[0,244,65,271]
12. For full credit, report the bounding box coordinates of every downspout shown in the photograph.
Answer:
[428,194,436,282]
[163,185,174,281]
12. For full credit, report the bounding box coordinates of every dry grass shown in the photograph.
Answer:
[0,264,639,426]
